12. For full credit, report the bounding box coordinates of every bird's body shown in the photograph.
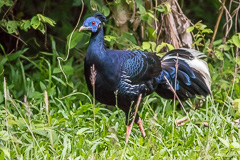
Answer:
[80,13,211,141]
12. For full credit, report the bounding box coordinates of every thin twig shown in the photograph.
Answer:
[210,0,226,49]
[130,0,136,23]
[171,53,179,158]
[222,6,233,38]
[43,0,49,50]
[174,0,194,26]
[153,0,158,45]
[90,64,97,138]
[2,0,17,19]
[164,76,188,116]
[57,0,84,84]
[157,14,164,45]
[0,26,27,46]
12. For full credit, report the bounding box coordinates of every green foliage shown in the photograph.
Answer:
[0,14,55,34]
[187,22,213,47]
[0,0,240,159]
[155,2,172,15]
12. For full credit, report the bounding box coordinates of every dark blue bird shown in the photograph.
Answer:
[79,13,211,142]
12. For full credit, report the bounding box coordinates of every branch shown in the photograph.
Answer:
[210,0,227,48]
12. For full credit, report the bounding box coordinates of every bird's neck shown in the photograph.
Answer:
[87,26,106,59]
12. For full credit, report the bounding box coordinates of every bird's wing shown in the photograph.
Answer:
[115,50,161,97]
[121,50,161,83]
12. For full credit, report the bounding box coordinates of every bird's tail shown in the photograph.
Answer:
[156,48,211,100]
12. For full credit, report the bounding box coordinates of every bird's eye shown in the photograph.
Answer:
[91,21,96,25]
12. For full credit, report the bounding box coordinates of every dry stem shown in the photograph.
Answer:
[210,0,227,49]
[90,64,97,138]
[57,0,84,84]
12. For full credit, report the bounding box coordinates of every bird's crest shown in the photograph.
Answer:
[93,12,107,23]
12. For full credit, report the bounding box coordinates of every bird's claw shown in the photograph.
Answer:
[125,117,146,143]
[137,117,146,138]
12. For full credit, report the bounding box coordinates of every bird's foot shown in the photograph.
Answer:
[126,124,133,143]
[137,117,146,137]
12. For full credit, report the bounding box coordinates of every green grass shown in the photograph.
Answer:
[1,87,240,159]
[1,74,240,159]
[1,39,240,160]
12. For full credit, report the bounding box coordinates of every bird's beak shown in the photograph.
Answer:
[79,25,91,32]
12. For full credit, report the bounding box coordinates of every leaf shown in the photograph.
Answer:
[0,57,7,67]
[52,75,67,86]
[7,48,29,61]
[148,28,157,39]
[138,5,146,14]
[233,99,240,112]
[90,0,98,11]
[102,6,110,16]
[104,35,116,42]
[38,22,45,34]
[0,145,10,159]
[142,42,151,50]
[0,43,6,54]
[135,0,144,8]
[0,91,3,104]
[77,128,89,135]
[6,20,19,34]
[114,0,121,3]
[31,16,40,29]
[195,22,207,30]
[0,131,9,141]
[202,28,213,33]
[156,2,171,14]
[218,137,229,148]
[66,31,86,49]
[28,91,43,99]
[218,44,230,51]
[149,42,156,51]
[20,20,31,31]
[32,129,48,137]
[37,14,56,26]
[40,81,46,91]
[236,57,240,66]
[215,50,224,60]
[122,32,137,45]
[156,42,174,53]
[186,26,194,33]
[230,142,240,149]
[232,34,240,48]
[163,2,171,14]
[156,42,167,53]
[166,44,174,50]
[53,65,73,75]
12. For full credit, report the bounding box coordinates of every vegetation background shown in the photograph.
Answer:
[0,0,240,159]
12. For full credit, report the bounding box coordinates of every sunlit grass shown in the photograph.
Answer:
[1,75,240,159]
[1,39,240,159]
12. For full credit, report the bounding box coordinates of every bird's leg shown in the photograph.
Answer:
[126,122,133,143]
[125,94,142,143]
[137,117,146,137]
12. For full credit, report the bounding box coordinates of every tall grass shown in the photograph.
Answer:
[1,32,240,160]
[1,50,240,159]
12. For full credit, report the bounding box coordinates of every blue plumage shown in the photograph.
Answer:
[80,13,211,139]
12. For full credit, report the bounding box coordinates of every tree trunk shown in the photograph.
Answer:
[158,0,193,49]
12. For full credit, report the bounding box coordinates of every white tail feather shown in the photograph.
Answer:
[163,48,211,93]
